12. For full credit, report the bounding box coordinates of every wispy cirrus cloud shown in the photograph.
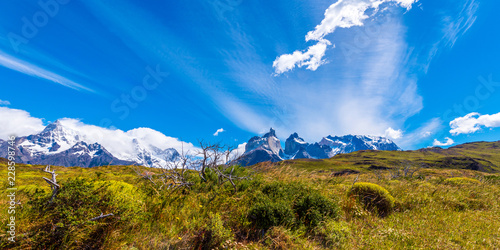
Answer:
[273,0,418,75]
[392,118,443,149]
[423,0,479,72]
[441,0,478,49]
[77,0,463,150]
[0,50,94,93]
[0,99,10,106]
[217,1,426,145]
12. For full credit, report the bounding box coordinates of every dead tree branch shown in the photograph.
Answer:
[89,213,114,221]
[160,149,194,192]
[43,165,59,203]
[388,161,422,179]
[133,168,156,185]
[134,141,249,195]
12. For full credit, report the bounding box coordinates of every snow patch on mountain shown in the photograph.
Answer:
[0,119,190,167]
[236,129,401,166]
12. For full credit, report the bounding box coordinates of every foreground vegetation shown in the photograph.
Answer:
[1,142,500,249]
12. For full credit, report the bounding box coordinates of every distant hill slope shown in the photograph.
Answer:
[3,140,497,172]
[274,140,500,173]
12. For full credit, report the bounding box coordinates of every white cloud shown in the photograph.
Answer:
[213,128,225,136]
[0,99,11,106]
[230,142,247,161]
[221,10,426,145]
[273,0,418,74]
[0,107,45,139]
[305,0,414,42]
[0,106,197,161]
[385,127,403,139]
[0,51,94,93]
[82,0,425,149]
[450,112,500,135]
[273,39,332,75]
[433,137,454,147]
[56,118,198,160]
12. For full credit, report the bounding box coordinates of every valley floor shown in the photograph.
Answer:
[1,161,499,249]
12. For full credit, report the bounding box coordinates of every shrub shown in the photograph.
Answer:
[261,181,308,201]
[94,180,143,220]
[484,175,500,185]
[316,220,350,248]
[194,212,234,248]
[443,177,481,186]
[248,200,295,230]
[250,181,340,229]
[263,226,298,249]
[293,193,340,227]
[348,182,395,217]
[442,200,468,211]
[26,178,140,249]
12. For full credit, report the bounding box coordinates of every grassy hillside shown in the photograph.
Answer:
[1,141,500,249]
[278,140,500,173]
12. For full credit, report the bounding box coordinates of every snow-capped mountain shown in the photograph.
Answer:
[235,128,286,166]
[319,135,400,155]
[0,120,180,168]
[236,129,401,166]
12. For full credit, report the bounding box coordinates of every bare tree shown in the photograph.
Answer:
[133,167,156,185]
[197,140,211,182]
[135,141,248,195]
[158,147,194,192]
[205,144,248,193]
[42,165,60,203]
[352,174,360,187]
[388,161,422,179]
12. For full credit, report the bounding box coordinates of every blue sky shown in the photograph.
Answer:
[0,0,499,150]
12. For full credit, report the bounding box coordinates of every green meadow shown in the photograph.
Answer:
[1,141,500,249]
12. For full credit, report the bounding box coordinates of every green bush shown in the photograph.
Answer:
[443,177,481,186]
[249,181,340,229]
[348,182,395,217]
[248,200,295,229]
[293,193,340,227]
[261,181,308,201]
[263,226,298,249]
[94,180,143,219]
[207,212,234,247]
[484,175,500,185]
[27,178,140,249]
[316,220,350,248]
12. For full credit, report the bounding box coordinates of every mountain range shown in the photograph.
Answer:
[235,128,401,166]
[0,120,179,168]
[0,122,401,168]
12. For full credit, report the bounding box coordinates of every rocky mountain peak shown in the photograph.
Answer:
[264,128,276,138]
[0,121,180,168]
[237,128,285,166]
[236,129,401,166]
[284,132,307,156]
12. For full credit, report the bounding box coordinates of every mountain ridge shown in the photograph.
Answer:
[0,120,179,168]
[235,128,401,166]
